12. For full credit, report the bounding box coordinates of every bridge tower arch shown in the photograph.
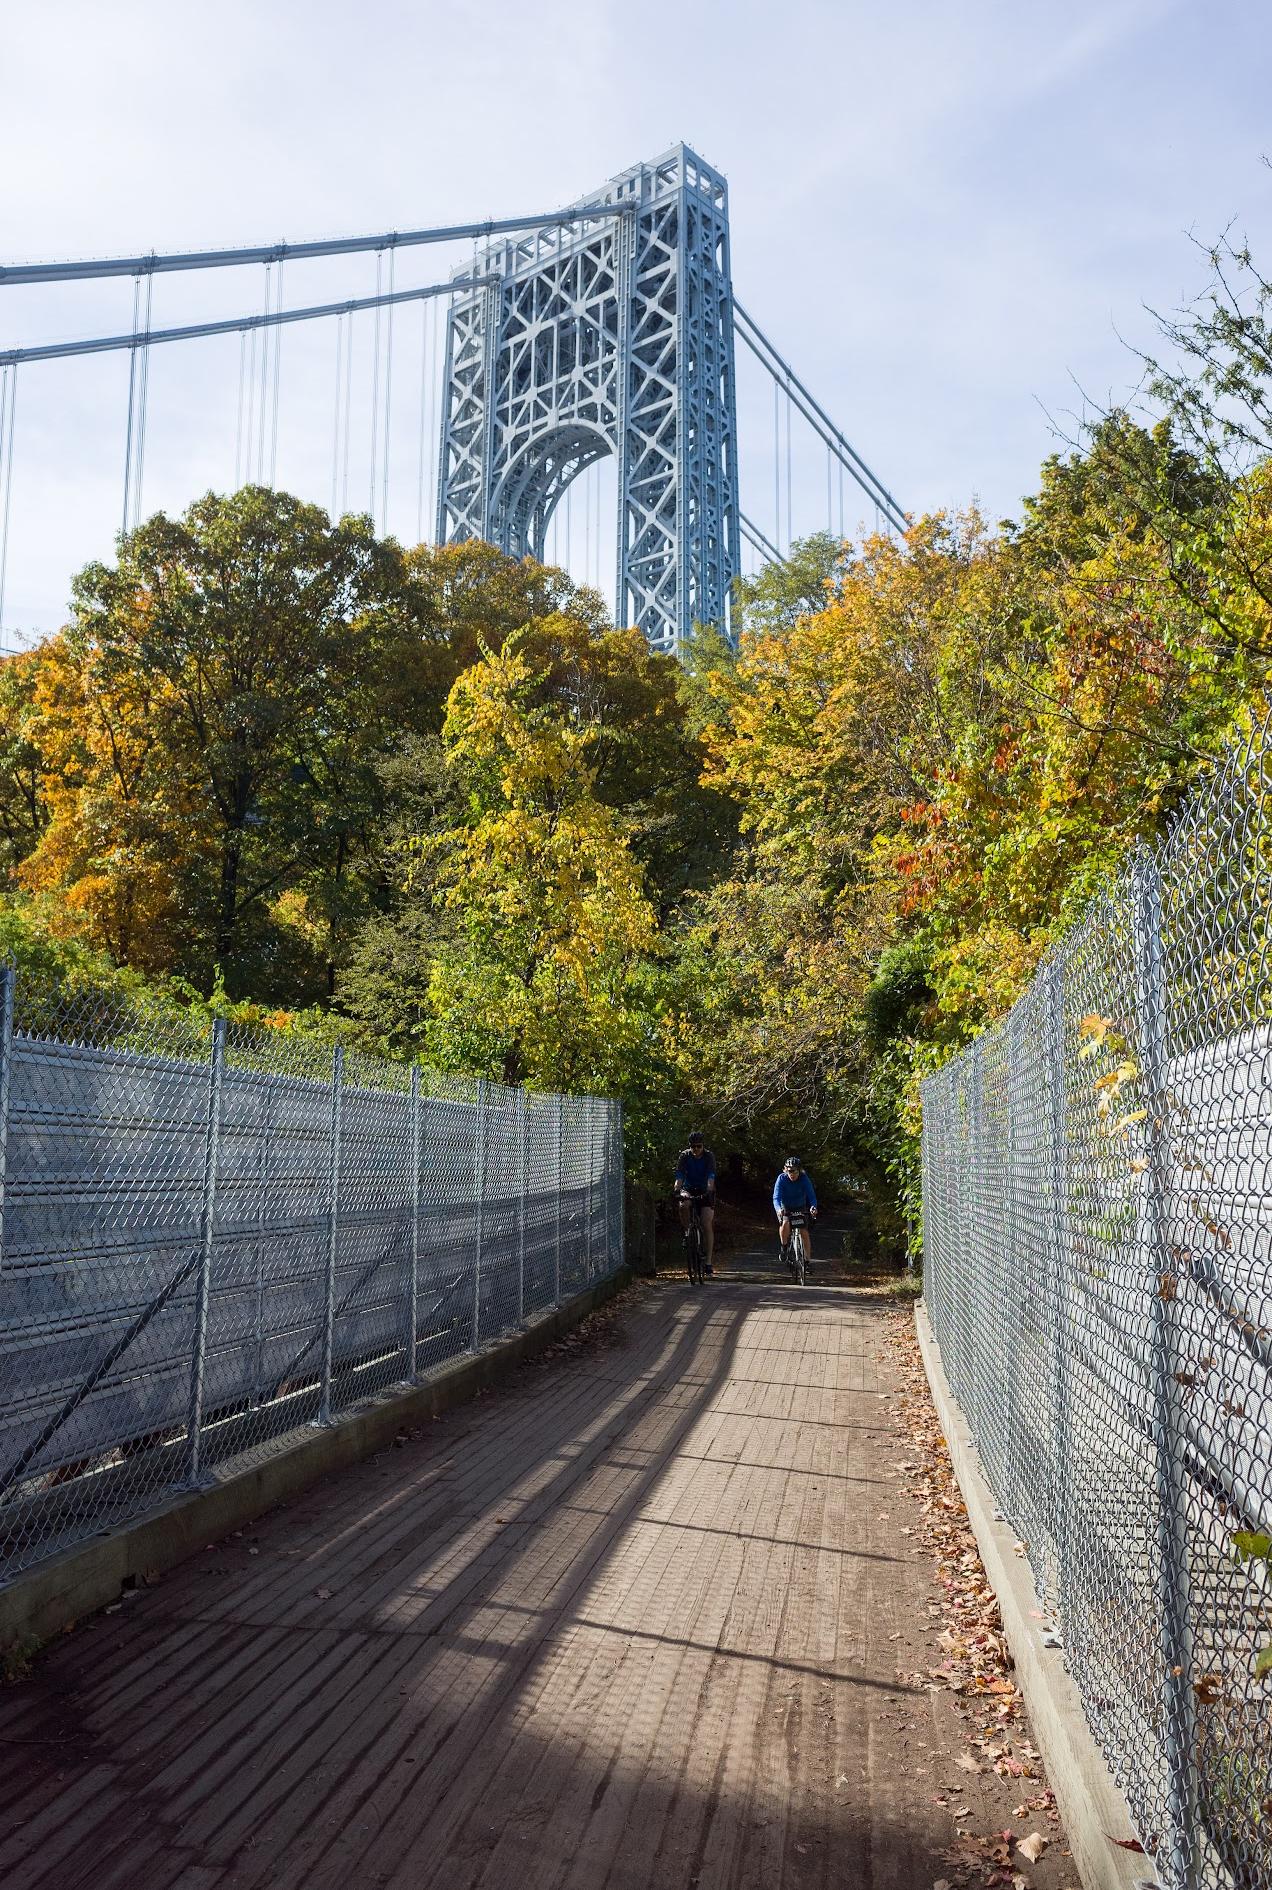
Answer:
[437,144,740,655]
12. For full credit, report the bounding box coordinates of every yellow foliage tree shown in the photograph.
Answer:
[418,632,661,1094]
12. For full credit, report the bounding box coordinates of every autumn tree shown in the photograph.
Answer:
[0,647,50,879]
[409,631,667,1132]
[22,488,400,996]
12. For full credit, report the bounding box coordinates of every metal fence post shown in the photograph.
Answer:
[1132,852,1197,1889]
[966,1042,986,1444]
[1045,961,1077,1627]
[517,1087,527,1323]
[472,1078,487,1350]
[585,1098,595,1282]
[616,1100,625,1272]
[251,1077,271,1407]
[0,964,14,1271]
[406,1065,421,1381]
[1002,1020,1023,1525]
[319,1043,344,1425]
[186,1016,226,1483]
[554,1094,563,1306]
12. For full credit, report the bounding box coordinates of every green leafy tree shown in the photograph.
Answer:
[733,530,843,639]
[410,632,671,1154]
[0,647,49,878]
[23,487,400,997]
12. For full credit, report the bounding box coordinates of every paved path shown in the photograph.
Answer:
[0,1282,1052,1889]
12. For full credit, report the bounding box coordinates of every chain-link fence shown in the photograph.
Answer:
[0,971,624,1588]
[923,710,1272,1890]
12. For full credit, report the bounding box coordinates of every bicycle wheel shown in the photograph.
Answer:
[793,1235,805,1287]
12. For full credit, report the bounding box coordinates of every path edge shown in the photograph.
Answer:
[1,1267,630,1655]
[913,1300,1148,1890]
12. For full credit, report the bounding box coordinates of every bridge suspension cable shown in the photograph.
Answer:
[733,301,907,534]
[0,364,16,643]
[381,250,395,527]
[0,274,495,370]
[739,511,785,566]
[0,204,635,288]
[121,271,153,535]
[269,260,284,487]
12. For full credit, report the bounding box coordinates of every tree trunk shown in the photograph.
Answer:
[216,832,242,976]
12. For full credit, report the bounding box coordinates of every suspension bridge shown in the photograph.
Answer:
[0,143,905,657]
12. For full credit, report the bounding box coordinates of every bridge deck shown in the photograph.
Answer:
[0,1279,1069,1889]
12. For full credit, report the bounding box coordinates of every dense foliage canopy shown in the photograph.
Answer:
[5,251,1271,1243]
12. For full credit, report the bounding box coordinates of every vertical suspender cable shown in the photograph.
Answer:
[269,258,285,488]
[255,263,271,483]
[826,442,832,534]
[0,366,16,642]
[429,296,440,541]
[331,314,344,518]
[381,247,395,531]
[235,327,248,491]
[342,304,354,515]
[838,459,844,539]
[421,294,436,544]
[773,376,780,551]
[131,270,154,529]
[785,382,793,551]
[122,276,141,537]
[245,329,258,484]
[369,252,383,522]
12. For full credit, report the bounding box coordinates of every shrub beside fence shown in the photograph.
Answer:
[0,973,624,1590]
[923,709,1272,1890]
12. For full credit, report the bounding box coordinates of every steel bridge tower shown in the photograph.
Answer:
[437,144,740,655]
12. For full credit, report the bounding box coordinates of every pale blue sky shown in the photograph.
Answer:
[2,0,1270,640]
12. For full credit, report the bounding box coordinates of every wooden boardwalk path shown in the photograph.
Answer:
[0,1279,1064,1889]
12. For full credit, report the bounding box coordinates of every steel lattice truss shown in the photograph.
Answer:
[437,144,740,655]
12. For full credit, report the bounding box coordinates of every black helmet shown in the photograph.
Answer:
[784,1155,802,1172]
[688,1129,705,1146]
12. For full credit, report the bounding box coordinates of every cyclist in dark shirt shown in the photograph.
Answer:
[774,1155,818,1270]
[674,1130,717,1275]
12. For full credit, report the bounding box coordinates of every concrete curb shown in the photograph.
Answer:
[1,1267,630,1653]
[914,1301,1147,1890]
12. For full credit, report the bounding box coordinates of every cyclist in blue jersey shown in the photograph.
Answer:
[674,1130,717,1275]
[774,1156,818,1271]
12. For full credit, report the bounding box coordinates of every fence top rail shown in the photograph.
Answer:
[2,989,612,1117]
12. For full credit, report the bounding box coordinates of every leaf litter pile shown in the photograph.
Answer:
[885,1311,1072,1890]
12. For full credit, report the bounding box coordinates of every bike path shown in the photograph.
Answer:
[1,1279,1068,1889]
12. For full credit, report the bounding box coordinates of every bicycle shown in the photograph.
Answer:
[681,1191,709,1285]
[780,1208,811,1286]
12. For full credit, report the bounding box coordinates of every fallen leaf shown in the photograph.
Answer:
[314,1587,332,1600]
[1017,1832,1047,1863]
[1108,1836,1145,1853]
[956,1752,983,1774]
